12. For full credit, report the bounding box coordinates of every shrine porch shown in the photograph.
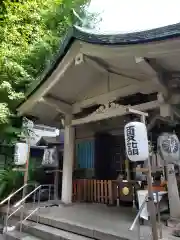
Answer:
[4,202,176,240]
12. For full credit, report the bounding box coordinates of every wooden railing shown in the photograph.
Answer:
[72,179,114,204]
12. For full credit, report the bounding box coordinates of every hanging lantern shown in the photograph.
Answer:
[124,121,149,162]
[14,142,28,165]
[157,133,180,164]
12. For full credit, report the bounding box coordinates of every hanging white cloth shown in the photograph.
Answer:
[137,190,167,220]
[42,147,58,167]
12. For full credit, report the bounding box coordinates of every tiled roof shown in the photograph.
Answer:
[17,23,180,108]
[74,23,180,44]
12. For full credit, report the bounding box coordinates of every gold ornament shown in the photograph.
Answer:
[122,187,129,196]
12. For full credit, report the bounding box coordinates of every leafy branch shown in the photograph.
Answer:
[0,0,90,142]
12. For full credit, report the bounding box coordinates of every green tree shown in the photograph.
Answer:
[0,0,89,142]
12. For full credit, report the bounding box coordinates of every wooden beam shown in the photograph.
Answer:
[135,57,168,97]
[17,41,80,115]
[169,94,180,104]
[80,37,180,59]
[157,92,180,120]
[39,96,72,115]
[71,100,160,126]
[72,81,158,114]
[85,56,106,73]
[86,56,143,83]
[147,115,177,131]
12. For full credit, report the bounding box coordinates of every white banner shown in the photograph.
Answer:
[42,147,58,167]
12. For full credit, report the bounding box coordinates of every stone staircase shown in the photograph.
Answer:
[4,218,127,240]
[3,211,132,240]
[5,222,93,240]
[1,203,177,240]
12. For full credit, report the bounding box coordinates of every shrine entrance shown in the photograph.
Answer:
[72,113,144,208]
[16,24,180,222]
[94,132,125,180]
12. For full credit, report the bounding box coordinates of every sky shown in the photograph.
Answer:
[87,0,180,34]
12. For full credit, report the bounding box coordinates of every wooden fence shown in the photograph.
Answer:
[72,179,115,204]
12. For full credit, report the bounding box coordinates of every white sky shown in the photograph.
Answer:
[88,0,180,33]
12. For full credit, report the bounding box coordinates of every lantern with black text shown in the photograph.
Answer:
[124,122,149,162]
[14,142,28,165]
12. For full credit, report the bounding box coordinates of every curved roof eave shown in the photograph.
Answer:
[17,22,180,110]
[74,22,180,44]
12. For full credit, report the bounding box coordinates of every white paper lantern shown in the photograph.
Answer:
[124,121,149,162]
[14,143,28,165]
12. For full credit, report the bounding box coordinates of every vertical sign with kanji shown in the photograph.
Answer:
[126,125,139,157]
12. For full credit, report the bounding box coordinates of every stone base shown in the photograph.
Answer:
[167,218,180,228]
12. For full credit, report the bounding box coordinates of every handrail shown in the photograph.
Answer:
[13,184,54,209]
[0,184,27,205]
[14,185,42,208]
[3,184,54,235]
[19,184,54,232]
[7,205,23,219]
[22,207,39,223]
[129,194,148,231]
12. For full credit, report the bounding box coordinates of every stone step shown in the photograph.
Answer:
[27,215,132,240]
[5,230,42,240]
[1,205,145,240]
[4,217,132,240]
[22,221,94,240]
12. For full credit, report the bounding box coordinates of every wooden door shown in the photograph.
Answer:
[95,132,114,180]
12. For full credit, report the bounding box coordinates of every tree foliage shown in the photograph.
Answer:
[0,0,89,142]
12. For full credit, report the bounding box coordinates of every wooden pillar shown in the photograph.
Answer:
[54,150,59,201]
[158,93,172,118]
[61,116,75,204]
[166,164,180,219]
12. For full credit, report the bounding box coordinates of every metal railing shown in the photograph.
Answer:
[0,184,28,206]
[14,185,42,208]
[129,192,163,240]
[3,184,54,235]
[129,195,148,231]
[0,183,35,234]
